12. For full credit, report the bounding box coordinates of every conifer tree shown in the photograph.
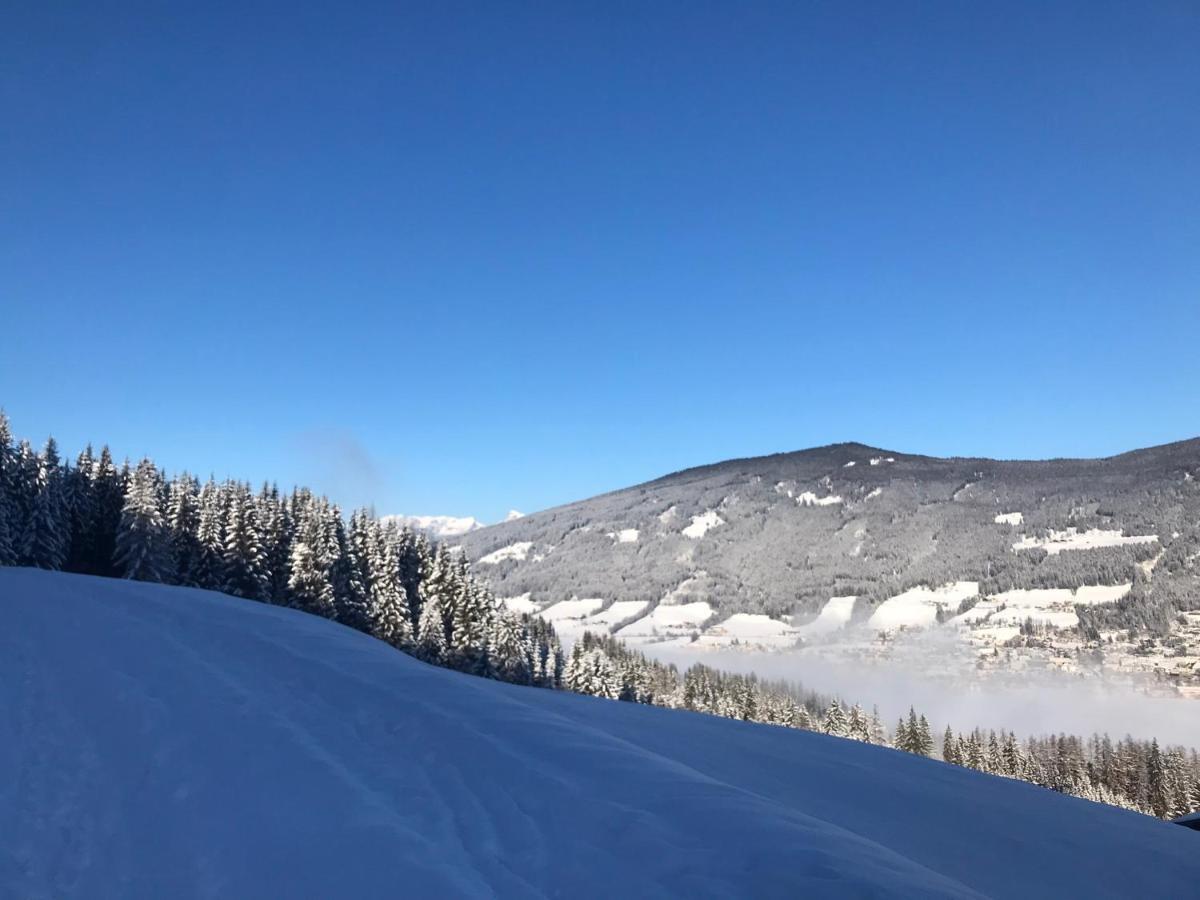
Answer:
[848,703,870,742]
[338,510,376,633]
[366,519,414,649]
[821,699,849,738]
[222,483,270,601]
[166,475,200,585]
[287,503,336,619]
[943,726,960,765]
[65,445,97,571]
[114,458,172,582]
[190,480,225,589]
[21,438,69,569]
[416,592,448,663]
[11,440,39,563]
[0,412,15,565]
[89,447,125,576]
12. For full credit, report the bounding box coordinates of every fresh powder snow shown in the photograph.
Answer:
[4,568,1199,898]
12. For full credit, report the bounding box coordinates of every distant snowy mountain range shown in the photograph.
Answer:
[6,567,1198,898]
[384,509,523,539]
[454,439,1200,691]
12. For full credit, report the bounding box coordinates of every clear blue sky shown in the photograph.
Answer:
[2,2,1197,522]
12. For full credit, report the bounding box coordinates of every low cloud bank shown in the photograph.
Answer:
[646,643,1200,748]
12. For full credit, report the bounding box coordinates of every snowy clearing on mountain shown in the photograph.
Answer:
[476,541,535,564]
[681,510,723,538]
[1012,528,1158,555]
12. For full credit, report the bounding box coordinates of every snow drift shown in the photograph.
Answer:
[2,568,1197,898]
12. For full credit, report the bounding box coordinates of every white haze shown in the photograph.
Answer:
[644,640,1200,749]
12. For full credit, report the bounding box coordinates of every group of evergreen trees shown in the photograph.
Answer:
[2,412,1197,822]
[559,632,1200,819]
[0,413,562,689]
[941,727,1200,818]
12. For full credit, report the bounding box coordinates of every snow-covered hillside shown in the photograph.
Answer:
[3,569,1198,898]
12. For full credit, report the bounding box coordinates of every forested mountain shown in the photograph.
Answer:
[455,439,1200,683]
[2,411,1197,820]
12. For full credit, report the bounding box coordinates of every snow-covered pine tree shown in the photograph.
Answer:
[64,445,98,572]
[286,498,336,619]
[81,446,123,576]
[449,557,493,675]
[10,440,39,563]
[795,705,813,730]
[221,483,270,602]
[21,437,69,569]
[0,411,14,565]
[166,474,200,585]
[416,591,448,663]
[189,479,225,589]
[486,607,531,684]
[415,544,455,662]
[848,703,870,742]
[257,484,292,604]
[820,699,849,738]
[338,509,375,633]
[365,517,414,649]
[114,458,172,582]
[942,726,960,765]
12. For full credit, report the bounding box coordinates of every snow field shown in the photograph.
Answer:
[476,541,534,565]
[6,568,1198,898]
[867,582,979,631]
[1012,528,1158,555]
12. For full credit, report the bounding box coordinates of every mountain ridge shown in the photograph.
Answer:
[455,435,1200,689]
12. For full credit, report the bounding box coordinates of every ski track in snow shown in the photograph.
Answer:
[3,568,1199,899]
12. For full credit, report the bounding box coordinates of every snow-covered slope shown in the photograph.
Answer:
[3,569,1198,899]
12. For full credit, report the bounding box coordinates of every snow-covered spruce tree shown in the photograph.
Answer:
[0,411,15,565]
[415,544,455,663]
[166,475,200,585]
[86,446,126,576]
[416,591,448,663]
[114,458,172,582]
[942,726,960,765]
[367,519,414,649]
[10,440,39,563]
[339,509,376,634]
[286,495,337,619]
[64,445,97,572]
[20,437,69,570]
[848,703,870,742]
[221,483,270,602]
[487,608,532,684]
[820,699,849,737]
[257,484,292,604]
[449,557,493,675]
[190,479,225,589]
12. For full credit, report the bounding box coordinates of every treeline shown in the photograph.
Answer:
[1,412,1197,822]
[0,414,563,689]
